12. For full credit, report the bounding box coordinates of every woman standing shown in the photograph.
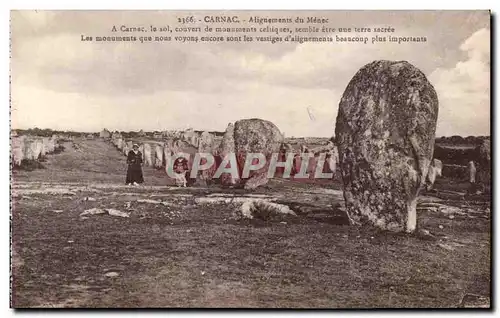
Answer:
[126,143,144,185]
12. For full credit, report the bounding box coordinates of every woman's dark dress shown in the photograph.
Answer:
[126,150,144,184]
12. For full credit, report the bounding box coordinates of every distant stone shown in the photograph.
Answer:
[142,143,153,167]
[218,123,237,186]
[154,144,164,169]
[335,60,439,233]
[468,160,477,184]
[426,158,442,190]
[476,139,491,187]
[198,131,215,153]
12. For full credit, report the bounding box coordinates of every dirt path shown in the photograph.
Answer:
[11,139,491,308]
[12,139,171,185]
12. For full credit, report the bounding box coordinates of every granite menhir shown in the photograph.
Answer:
[335,60,439,233]
[219,119,284,189]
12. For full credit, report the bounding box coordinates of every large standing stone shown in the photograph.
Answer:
[116,138,124,150]
[234,118,284,189]
[335,60,439,233]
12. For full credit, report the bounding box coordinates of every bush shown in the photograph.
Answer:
[53,144,65,154]
[442,164,468,181]
[433,145,479,166]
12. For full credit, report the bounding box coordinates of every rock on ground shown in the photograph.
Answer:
[335,60,439,233]
[240,200,296,220]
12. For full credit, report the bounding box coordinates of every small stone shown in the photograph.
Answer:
[449,215,455,219]
[106,209,129,218]
[137,199,161,204]
[417,229,437,241]
[201,271,206,276]
[438,243,454,251]
[104,272,120,278]
[438,225,444,229]
[67,240,74,243]
[84,197,97,202]
[459,293,490,308]
[80,208,106,216]
[280,221,287,225]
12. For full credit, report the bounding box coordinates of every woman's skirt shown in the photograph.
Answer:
[126,164,144,184]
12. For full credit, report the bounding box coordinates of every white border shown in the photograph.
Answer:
[2,1,497,317]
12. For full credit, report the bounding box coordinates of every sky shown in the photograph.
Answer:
[10,10,490,137]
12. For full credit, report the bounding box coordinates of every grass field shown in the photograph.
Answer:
[11,139,491,308]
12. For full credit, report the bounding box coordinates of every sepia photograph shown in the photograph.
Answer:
[9,9,491,308]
